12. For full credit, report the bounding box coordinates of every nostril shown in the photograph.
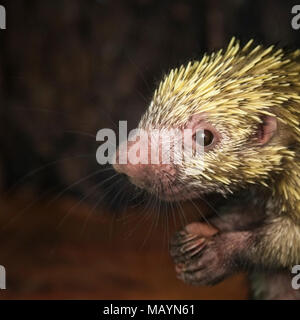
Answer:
[117,172,129,182]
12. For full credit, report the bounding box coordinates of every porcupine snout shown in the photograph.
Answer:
[113,134,178,197]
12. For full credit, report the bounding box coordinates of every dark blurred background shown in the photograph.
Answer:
[0,0,299,299]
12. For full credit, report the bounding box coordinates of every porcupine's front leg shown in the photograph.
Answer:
[170,223,249,285]
[168,206,264,285]
[208,206,264,232]
[170,215,300,287]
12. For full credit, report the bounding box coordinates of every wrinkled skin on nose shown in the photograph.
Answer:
[113,133,180,200]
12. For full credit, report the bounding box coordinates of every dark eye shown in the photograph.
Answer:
[195,129,214,146]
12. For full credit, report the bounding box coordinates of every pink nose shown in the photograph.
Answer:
[113,158,147,179]
[113,139,175,186]
[113,140,148,178]
[113,137,178,195]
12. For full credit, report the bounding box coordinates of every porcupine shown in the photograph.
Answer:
[113,38,300,299]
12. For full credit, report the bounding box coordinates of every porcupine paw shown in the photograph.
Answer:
[170,222,232,286]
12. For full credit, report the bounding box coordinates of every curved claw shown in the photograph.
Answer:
[170,234,207,264]
[180,237,206,255]
[170,231,199,246]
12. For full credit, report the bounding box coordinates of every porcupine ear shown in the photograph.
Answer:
[257,115,277,145]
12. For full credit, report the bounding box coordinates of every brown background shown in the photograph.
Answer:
[0,0,299,299]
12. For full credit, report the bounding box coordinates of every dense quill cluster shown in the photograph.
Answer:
[142,38,300,129]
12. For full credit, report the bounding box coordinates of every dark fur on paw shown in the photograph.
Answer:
[170,222,218,264]
[175,237,230,286]
[170,229,207,264]
[170,224,235,286]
